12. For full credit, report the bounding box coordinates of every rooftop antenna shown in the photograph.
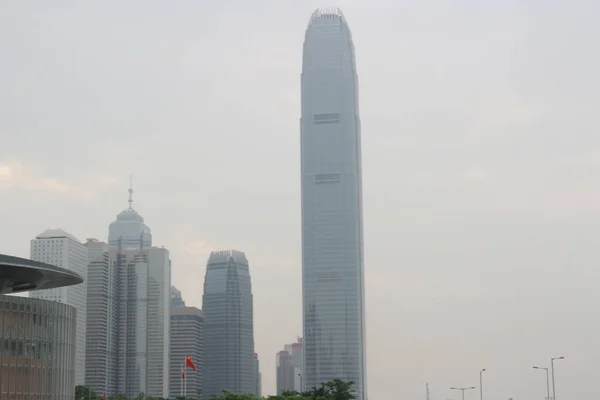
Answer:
[128,174,133,210]
[426,383,430,400]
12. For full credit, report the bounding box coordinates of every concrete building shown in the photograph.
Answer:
[300,8,367,400]
[170,306,203,399]
[0,253,83,400]
[202,250,256,397]
[29,228,88,386]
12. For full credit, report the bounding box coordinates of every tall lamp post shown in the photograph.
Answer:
[480,369,486,400]
[450,386,476,400]
[533,366,550,400]
[551,357,564,400]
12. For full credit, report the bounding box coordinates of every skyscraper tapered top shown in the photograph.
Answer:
[108,183,152,250]
[301,8,366,400]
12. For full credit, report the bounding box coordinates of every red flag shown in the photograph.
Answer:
[181,367,185,379]
[186,355,196,371]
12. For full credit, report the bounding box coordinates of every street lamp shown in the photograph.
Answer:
[480,369,486,400]
[298,373,304,392]
[533,366,550,400]
[551,357,565,400]
[450,386,476,400]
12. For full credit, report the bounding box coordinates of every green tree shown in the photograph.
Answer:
[113,393,128,400]
[76,385,100,400]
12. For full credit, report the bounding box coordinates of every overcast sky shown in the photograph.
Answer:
[1,1,600,399]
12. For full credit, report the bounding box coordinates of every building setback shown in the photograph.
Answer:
[202,250,256,397]
[170,306,203,399]
[300,8,367,400]
[30,228,88,386]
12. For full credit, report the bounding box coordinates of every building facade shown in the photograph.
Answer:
[0,291,77,399]
[253,353,261,397]
[84,239,118,396]
[29,228,88,386]
[115,247,171,398]
[202,250,256,398]
[85,192,170,398]
[300,8,367,400]
[277,339,304,394]
[169,306,203,399]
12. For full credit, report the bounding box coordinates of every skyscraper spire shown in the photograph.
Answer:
[128,175,133,210]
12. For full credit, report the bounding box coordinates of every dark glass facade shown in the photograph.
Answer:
[0,295,76,400]
[202,250,255,398]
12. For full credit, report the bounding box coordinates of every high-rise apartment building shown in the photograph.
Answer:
[300,8,367,400]
[30,228,88,386]
[202,250,256,397]
[170,305,203,399]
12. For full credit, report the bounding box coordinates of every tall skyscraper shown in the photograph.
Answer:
[202,250,256,397]
[30,228,88,386]
[84,238,118,396]
[115,247,171,398]
[85,190,170,398]
[108,183,152,250]
[170,304,203,399]
[300,8,366,400]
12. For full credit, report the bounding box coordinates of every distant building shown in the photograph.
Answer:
[84,238,118,396]
[277,338,304,394]
[170,306,203,399]
[85,188,171,398]
[29,228,88,386]
[254,353,262,396]
[115,247,171,398]
[171,285,186,308]
[202,250,256,397]
[108,183,151,250]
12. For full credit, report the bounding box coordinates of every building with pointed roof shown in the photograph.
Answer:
[108,181,152,250]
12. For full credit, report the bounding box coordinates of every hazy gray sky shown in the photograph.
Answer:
[1,1,599,398]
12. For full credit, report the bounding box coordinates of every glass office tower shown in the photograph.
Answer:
[300,8,366,400]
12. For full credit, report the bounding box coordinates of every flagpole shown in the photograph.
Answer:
[181,362,183,398]
[184,356,187,398]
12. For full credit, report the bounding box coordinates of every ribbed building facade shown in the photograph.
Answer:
[115,247,171,398]
[169,306,203,399]
[29,229,88,386]
[0,295,77,400]
[84,239,118,396]
[202,250,256,398]
[300,8,367,400]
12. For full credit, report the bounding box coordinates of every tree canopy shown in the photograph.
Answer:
[77,379,354,400]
